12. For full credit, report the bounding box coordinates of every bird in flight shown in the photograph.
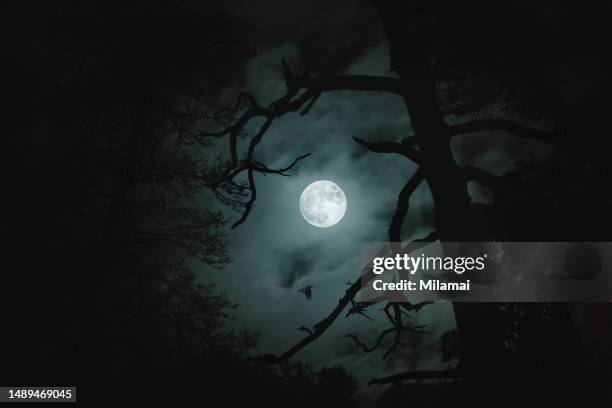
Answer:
[298,285,314,300]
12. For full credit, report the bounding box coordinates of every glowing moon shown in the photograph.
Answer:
[299,180,347,228]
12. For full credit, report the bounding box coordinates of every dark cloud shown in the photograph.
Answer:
[278,246,319,289]
[224,0,384,75]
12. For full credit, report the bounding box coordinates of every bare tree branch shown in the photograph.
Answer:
[203,88,317,228]
[368,369,462,385]
[388,169,424,242]
[297,326,313,336]
[288,75,402,94]
[253,153,311,176]
[345,302,428,359]
[266,277,365,363]
[449,119,559,145]
[230,166,257,229]
[353,137,421,163]
[346,300,376,321]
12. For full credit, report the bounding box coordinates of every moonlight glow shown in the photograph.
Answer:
[299,180,347,228]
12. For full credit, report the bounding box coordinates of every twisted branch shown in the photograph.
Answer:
[345,300,430,359]
[368,369,462,385]
[353,137,421,163]
[449,119,559,146]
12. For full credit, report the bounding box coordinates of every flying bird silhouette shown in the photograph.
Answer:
[298,285,314,300]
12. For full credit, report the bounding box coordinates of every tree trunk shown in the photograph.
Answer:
[374,1,505,403]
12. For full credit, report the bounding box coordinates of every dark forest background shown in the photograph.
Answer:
[4,0,612,406]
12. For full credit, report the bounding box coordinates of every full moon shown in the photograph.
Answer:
[299,180,347,228]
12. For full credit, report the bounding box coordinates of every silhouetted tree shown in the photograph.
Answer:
[6,1,259,404]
